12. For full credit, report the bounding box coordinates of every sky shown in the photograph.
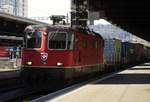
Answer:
[28,0,110,25]
[28,0,71,17]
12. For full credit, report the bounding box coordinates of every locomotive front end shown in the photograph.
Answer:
[21,25,75,89]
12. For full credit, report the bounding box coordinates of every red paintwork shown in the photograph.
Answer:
[73,32,104,66]
[21,29,104,69]
[22,49,74,67]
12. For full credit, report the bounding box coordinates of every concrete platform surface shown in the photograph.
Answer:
[33,62,150,102]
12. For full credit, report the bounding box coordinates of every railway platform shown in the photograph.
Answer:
[32,62,150,102]
[0,58,21,69]
[0,59,21,79]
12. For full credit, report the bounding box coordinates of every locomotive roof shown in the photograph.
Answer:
[25,24,103,39]
[25,24,71,32]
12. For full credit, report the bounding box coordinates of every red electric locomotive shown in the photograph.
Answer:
[21,25,104,87]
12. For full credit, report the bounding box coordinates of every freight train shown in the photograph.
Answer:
[21,25,150,89]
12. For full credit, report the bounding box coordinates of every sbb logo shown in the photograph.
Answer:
[41,52,48,61]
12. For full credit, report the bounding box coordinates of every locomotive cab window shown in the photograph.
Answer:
[26,31,42,48]
[48,32,74,50]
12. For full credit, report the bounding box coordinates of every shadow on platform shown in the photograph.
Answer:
[128,68,150,70]
[94,73,150,85]
[137,64,150,66]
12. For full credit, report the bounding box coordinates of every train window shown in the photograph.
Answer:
[48,32,74,50]
[26,31,42,48]
[67,33,74,49]
[49,32,67,49]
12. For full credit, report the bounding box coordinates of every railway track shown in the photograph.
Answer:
[0,70,67,101]
[0,70,24,102]
[0,87,36,102]
[0,78,21,92]
[0,70,21,93]
[0,84,71,102]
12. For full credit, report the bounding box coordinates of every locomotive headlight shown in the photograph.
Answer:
[57,62,63,66]
[26,61,32,65]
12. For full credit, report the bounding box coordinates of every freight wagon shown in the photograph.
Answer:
[104,38,121,72]
[121,42,134,66]
[134,43,145,63]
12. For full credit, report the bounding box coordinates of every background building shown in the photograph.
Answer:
[0,0,27,17]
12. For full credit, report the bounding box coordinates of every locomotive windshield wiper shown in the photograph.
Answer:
[49,32,56,40]
[49,30,59,40]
